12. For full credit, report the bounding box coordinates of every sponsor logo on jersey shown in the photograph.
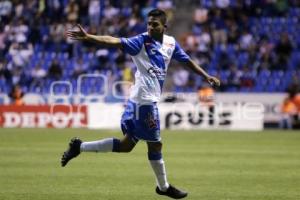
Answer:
[144,113,158,129]
[147,66,166,80]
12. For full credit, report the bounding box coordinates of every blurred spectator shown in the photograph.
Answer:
[78,0,89,25]
[30,63,47,89]
[130,16,146,35]
[0,25,7,57]
[258,35,275,70]
[293,95,300,126]
[240,66,255,89]
[31,63,47,80]
[239,30,255,52]
[286,77,300,113]
[196,25,212,58]
[290,72,300,89]
[0,0,13,24]
[156,0,174,21]
[275,0,289,16]
[103,1,120,20]
[275,32,293,70]
[47,60,62,80]
[49,20,65,51]
[14,1,25,18]
[183,33,198,52]
[65,0,79,23]
[262,0,289,16]
[28,18,41,45]
[72,57,89,79]
[9,84,24,106]
[197,83,215,125]
[218,50,231,70]
[193,8,208,25]
[280,87,300,129]
[280,96,296,129]
[141,0,155,20]
[226,20,239,44]
[94,49,110,72]
[88,0,101,26]
[8,42,33,68]
[172,65,189,92]
[38,0,46,16]
[227,65,242,90]
[215,0,230,9]
[23,0,38,23]
[118,16,130,37]
[11,65,30,86]
[64,21,77,56]
[198,83,214,104]
[211,9,227,46]
[14,18,29,43]
[46,0,63,23]
[186,73,196,92]
[0,60,11,84]
[119,59,134,100]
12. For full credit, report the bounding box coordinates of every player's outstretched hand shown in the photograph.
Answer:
[206,76,221,87]
[66,24,88,41]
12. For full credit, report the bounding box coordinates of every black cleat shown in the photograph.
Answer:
[61,137,82,167]
[156,184,188,199]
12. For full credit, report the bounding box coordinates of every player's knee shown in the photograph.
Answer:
[147,141,162,152]
[119,135,136,153]
[119,143,135,153]
[156,142,163,151]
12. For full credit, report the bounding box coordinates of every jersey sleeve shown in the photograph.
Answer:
[172,41,190,62]
[121,34,144,56]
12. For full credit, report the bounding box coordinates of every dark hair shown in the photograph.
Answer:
[147,9,167,25]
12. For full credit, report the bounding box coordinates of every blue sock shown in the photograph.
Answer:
[148,151,162,160]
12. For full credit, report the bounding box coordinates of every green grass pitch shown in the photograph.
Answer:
[0,128,299,200]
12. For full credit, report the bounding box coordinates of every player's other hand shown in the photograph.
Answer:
[66,24,88,41]
[206,76,221,87]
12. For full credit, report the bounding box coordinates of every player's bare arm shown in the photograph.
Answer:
[66,24,122,48]
[184,59,221,87]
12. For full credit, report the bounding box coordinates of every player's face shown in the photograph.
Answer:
[147,16,165,40]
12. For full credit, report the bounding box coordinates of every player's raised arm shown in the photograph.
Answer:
[172,41,220,87]
[184,59,221,87]
[66,24,122,48]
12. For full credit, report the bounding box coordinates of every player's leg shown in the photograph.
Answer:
[61,134,136,167]
[147,141,169,190]
[80,134,136,153]
[147,141,188,199]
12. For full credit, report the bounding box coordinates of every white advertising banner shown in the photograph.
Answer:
[164,93,286,123]
[0,92,283,128]
[87,102,264,130]
[159,103,264,130]
[215,93,285,123]
[88,103,123,129]
[0,105,88,128]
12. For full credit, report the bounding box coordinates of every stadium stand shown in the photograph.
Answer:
[0,0,300,100]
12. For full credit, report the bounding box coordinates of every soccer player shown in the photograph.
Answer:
[61,9,220,199]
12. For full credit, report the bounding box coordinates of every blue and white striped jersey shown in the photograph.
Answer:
[121,32,190,104]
